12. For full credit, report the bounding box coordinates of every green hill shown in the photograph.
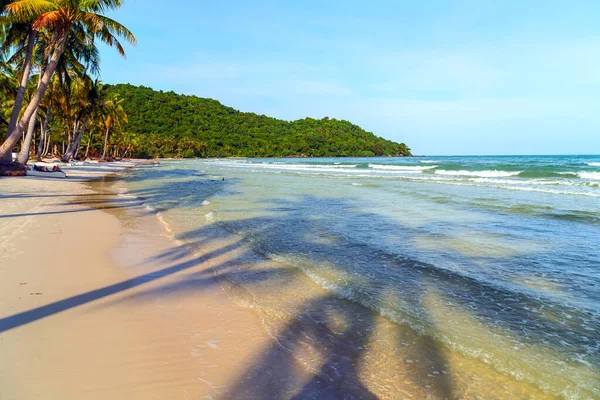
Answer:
[105,84,411,158]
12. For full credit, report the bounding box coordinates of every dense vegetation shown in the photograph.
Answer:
[0,0,137,170]
[0,0,409,170]
[105,84,411,159]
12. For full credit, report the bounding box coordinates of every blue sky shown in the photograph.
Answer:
[100,0,600,155]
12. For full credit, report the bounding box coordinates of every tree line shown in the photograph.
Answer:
[104,84,412,159]
[0,0,135,172]
[0,1,410,174]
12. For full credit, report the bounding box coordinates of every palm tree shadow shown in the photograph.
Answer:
[5,171,591,398]
[223,294,379,400]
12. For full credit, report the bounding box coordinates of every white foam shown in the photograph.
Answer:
[369,164,437,172]
[586,162,600,167]
[469,178,578,187]
[420,160,438,164]
[499,185,600,197]
[217,162,358,174]
[392,175,600,197]
[579,172,600,180]
[156,213,173,235]
[117,193,137,199]
[435,170,521,178]
[201,200,212,206]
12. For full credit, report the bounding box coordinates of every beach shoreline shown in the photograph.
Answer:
[0,159,595,399]
[0,162,289,399]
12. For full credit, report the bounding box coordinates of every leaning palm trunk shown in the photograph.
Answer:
[42,130,51,158]
[61,117,88,162]
[3,30,37,146]
[17,64,45,165]
[0,32,69,165]
[36,119,45,160]
[16,106,38,164]
[83,134,92,159]
[101,125,110,159]
[36,121,45,160]
[64,121,78,156]
[36,103,51,160]
[73,125,87,160]
[116,144,131,161]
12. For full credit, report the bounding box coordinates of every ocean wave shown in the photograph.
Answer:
[420,160,438,164]
[579,172,600,180]
[225,162,359,172]
[369,164,437,172]
[435,169,521,178]
[586,162,600,167]
[517,171,579,179]
[398,176,600,197]
[470,177,570,186]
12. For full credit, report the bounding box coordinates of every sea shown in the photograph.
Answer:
[119,155,600,399]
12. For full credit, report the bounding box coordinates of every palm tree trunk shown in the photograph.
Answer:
[16,106,38,164]
[62,118,88,162]
[37,104,51,160]
[0,31,69,165]
[116,145,131,161]
[42,131,51,158]
[36,119,46,160]
[73,123,87,160]
[101,126,110,159]
[4,29,37,146]
[65,121,77,154]
[84,134,92,159]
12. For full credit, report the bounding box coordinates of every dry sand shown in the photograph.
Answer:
[0,163,294,400]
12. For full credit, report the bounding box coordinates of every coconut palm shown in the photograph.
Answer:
[17,27,101,164]
[60,76,107,162]
[0,18,37,144]
[100,90,127,159]
[0,0,136,165]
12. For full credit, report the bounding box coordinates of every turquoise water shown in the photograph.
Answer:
[123,155,600,399]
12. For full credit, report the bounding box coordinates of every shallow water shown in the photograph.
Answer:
[122,155,600,399]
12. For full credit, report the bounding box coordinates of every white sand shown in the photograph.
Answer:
[0,163,279,399]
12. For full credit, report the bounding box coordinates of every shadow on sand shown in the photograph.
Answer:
[1,171,590,399]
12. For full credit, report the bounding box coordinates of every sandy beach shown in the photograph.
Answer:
[1,161,594,400]
[0,163,294,400]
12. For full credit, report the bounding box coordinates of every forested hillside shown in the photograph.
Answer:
[105,84,411,158]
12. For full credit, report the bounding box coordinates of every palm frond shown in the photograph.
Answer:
[5,0,55,22]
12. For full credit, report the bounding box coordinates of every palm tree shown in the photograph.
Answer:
[0,17,38,145]
[58,74,91,162]
[100,90,127,159]
[0,0,136,165]
[15,69,40,163]
[17,27,101,164]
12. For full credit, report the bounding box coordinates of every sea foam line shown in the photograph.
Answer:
[434,169,521,178]
[579,172,600,180]
[369,164,437,171]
